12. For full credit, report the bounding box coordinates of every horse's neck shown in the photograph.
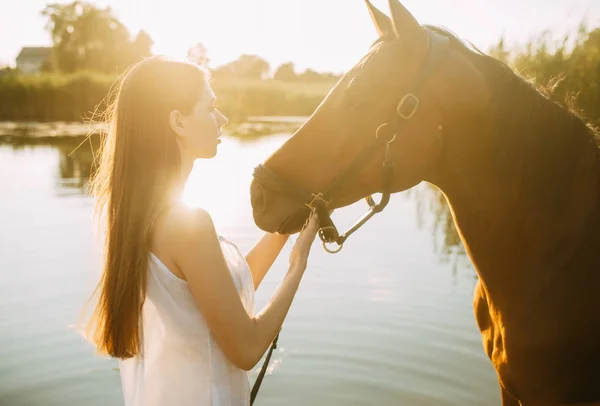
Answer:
[433,119,600,302]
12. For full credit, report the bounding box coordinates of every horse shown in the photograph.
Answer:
[249,1,600,405]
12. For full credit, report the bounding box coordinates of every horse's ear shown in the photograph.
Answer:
[388,0,428,47]
[365,0,394,37]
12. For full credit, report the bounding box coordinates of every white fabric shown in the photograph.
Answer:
[119,236,255,406]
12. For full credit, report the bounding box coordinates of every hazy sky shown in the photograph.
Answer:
[1,0,599,73]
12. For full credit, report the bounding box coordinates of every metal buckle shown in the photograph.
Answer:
[396,93,419,120]
[304,192,330,211]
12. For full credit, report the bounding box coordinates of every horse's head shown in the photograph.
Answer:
[250,0,491,237]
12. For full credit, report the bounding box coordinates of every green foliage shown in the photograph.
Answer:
[0,71,113,121]
[0,72,336,122]
[273,62,296,81]
[489,25,600,126]
[212,54,270,80]
[212,78,336,121]
[41,1,153,74]
[272,61,342,83]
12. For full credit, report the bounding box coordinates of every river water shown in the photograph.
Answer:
[0,130,500,405]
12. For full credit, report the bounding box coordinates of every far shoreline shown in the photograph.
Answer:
[0,116,306,144]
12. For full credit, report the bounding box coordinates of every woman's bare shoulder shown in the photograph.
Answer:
[150,203,218,277]
[154,203,213,237]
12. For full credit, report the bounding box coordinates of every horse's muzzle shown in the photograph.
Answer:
[250,178,309,234]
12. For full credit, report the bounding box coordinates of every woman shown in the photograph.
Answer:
[86,55,320,406]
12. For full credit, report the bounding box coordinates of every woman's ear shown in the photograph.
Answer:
[169,110,186,138]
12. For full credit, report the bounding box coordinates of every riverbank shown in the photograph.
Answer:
[0,116,305,144]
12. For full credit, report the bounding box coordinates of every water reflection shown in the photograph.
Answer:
[6,137,98,196]
[408,185,467,266]
[56,141,96,194]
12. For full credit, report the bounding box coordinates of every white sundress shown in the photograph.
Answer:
[118,236,255,406]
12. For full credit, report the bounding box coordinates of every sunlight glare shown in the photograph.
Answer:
[179,137,256,229]
[117,0,266,65]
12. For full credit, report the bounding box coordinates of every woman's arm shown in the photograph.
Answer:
[245,232,289,290]
[167,206,319,371]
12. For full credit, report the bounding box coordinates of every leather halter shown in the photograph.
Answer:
[253,28,449,253]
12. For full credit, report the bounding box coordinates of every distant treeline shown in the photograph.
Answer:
[0,72,336,122]
[1,23,599,124]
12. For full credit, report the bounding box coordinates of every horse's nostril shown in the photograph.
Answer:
[250,181,266,213]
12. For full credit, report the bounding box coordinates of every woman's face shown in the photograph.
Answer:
[170,79,228,159]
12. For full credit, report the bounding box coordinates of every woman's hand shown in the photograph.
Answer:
[289,213,320,269]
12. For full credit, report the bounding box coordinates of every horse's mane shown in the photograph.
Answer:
[426,25,600,211]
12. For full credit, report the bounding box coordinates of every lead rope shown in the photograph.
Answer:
[250,331,280,405]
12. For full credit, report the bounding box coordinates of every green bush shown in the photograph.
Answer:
[489,26,600,126]
[0,71,113,122]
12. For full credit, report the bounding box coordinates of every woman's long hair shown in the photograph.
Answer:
[86,56,207,358]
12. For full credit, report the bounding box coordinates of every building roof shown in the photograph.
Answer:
[16,47,52,61]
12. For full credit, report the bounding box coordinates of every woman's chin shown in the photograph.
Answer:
[198,148,218,159]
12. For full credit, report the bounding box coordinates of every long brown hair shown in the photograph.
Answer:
[86,56,207,358]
